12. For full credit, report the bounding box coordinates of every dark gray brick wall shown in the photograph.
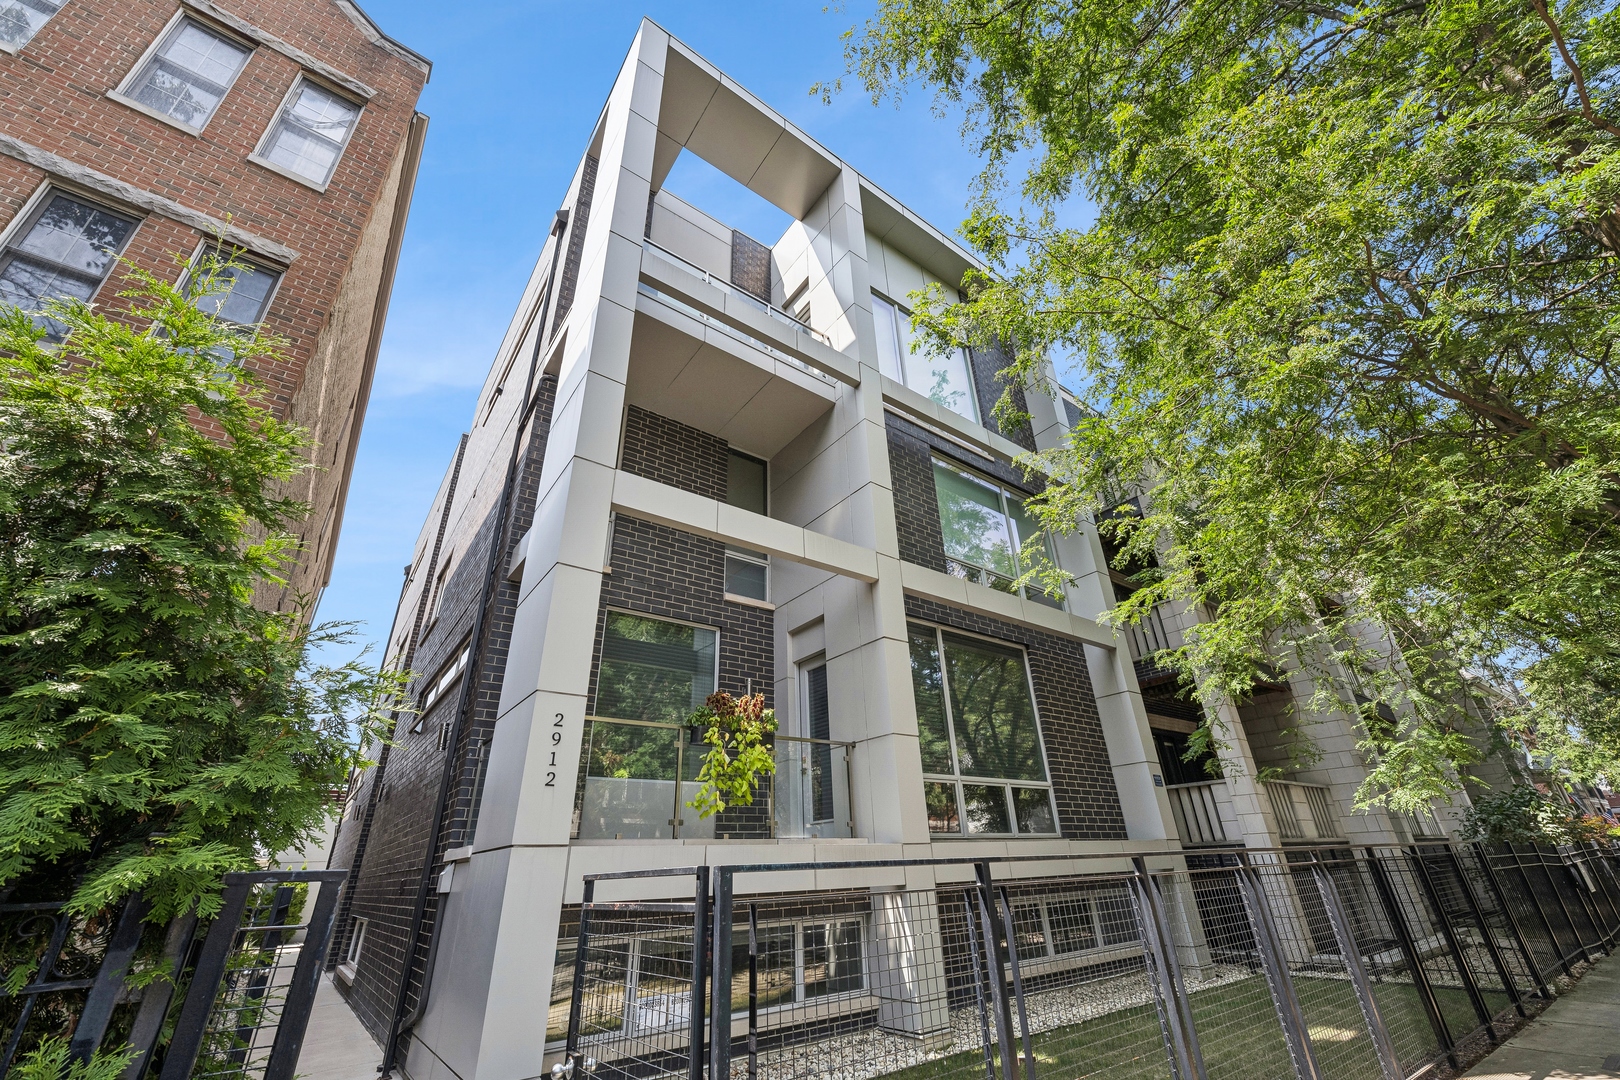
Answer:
[903,595,1128,841]
[621,405,728,499]
[969,341,1035,451]
[586,516,776,837]
[730,230,772,303]
[332,375,558,1046]
[553,155,598,328]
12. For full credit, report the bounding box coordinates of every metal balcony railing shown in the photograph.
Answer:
[1165,780,1229,846]
[1264,779,1344,841]
[573,716,854,841]
[1123,601,1173,661]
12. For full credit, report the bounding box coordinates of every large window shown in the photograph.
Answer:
[594,611,717,723]
[255,78,361,187]
[121,17,251,131]
[0,0,62,49]
[872,292,978,424]
[0,191,138,339]
[908,623,1057,837]
[933,458,1062,608]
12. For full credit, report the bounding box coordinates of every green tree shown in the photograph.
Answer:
[0,259,404,920]
[836,0,1620,809]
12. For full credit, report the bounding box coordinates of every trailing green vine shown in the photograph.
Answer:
[687,692,776,819]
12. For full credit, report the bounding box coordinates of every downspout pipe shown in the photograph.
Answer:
[378,206,571,1078]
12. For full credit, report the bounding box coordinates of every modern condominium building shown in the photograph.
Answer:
[325,21,1458,1080]
[0,0,430,608]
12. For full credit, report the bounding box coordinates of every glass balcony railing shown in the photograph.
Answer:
[642,238,834,347]
[573,716,854,841]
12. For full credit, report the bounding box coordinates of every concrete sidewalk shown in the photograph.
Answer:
[1466,957,1620,1079]
[293,975,384,1080]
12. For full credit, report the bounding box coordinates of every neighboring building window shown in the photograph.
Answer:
[409,647,469,733]
[872,291,978,424]
[0,191,138,339]
[257,78,361,187]
[187,247,281,326]
[907,623,1057,837]
[594,611,717,723]
[725,449,769,602]
[932,458,1062,607]
[124,17,251,130]
[0,0,63,49]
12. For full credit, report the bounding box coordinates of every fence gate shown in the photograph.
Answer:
[157,869,346,1080]
[563,869,708,1080]
[0,869,344,1080]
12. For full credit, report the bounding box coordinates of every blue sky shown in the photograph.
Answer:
[314,2,1000,661]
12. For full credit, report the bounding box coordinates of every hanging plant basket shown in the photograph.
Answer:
[686,691,776,819]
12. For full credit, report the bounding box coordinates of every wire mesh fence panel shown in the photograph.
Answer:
[571,907,697,1080]
[1405,849,1515,1017]
[1247,856,1386,1080]
[1156,864,1295,1080]
[1563,848,1619,942]
[717,886,987,1080]
[1481,850,1567,981]
[1580,849,1620,939]
[992,874,1178,1080]
[1515,848,1592,967]
[1312,854,1446,1076]
[1364,852,1489,1046]
[1450,847,1546,1001]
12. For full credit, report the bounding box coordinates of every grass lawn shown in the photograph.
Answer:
[871,975,1504,1080]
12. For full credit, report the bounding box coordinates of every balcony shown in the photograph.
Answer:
[573,717,854,841]
[1165,780,1236,847]
[1264,780,1344,842]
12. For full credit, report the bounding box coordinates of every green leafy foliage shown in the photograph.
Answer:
[1459,785,1619,843]
[0,258,407,920]
[9,1037,132,1080]
[687,692,777,818]
[838,0,1620,808]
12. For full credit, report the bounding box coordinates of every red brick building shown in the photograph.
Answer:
[0,0,429,610]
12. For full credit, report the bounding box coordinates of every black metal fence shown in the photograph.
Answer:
[556,842,1619,1080]
[0,869,345,1080]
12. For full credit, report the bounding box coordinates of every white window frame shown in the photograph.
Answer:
[110,10,253,134]
[248,74,364,192]
[338,916,367,981]
[910,621,1060,839]
[181,240,285,327]
[409,646,469,734]
[0,0,67,55]
[424,554,452,630]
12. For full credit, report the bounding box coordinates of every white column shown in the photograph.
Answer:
[410,25,668,1080]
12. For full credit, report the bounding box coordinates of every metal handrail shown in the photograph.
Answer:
[583,714,852,748]
[642,238,834,347]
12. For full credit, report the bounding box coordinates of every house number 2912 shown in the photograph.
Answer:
[544,711,564,786]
